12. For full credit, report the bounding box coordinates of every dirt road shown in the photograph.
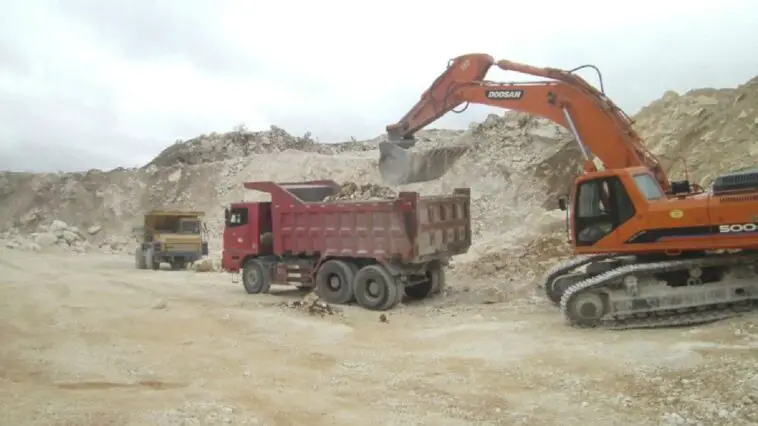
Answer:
[1,248,757,426]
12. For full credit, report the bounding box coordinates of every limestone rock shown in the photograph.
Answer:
[283,291,341,317]
[191,257,216,272]
[323,182,397,202]
[34,232,57,248]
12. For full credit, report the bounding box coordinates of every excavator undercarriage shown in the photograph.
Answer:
[544,252,758,330]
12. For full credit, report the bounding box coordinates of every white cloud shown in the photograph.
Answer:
[0,0,756,172]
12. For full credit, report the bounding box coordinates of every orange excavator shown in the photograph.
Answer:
[379,53,758,330]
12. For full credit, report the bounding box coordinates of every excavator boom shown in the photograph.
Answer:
[380,53,669,191]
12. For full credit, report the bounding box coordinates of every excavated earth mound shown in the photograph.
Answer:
[1,76,757,294]
[636,76,758,185]
[148,125,374,168]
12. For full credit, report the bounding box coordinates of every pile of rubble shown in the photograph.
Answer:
[3,219,95,253]
[633,76,758,185]
[148,125,374,169]
[190,256,218,272]
[323,182,397,202]
[451,208,568,278]
[282,291,342,317]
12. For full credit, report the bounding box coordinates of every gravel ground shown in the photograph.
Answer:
[1,248,757,426]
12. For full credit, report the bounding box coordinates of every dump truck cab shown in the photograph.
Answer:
[134,210,209,271]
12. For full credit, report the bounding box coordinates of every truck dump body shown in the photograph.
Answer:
[243,180,471,264]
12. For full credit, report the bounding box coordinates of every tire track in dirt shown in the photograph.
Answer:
[4,249,758,425]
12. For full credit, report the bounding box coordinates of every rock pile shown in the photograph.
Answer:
[323,182,397,202]
[283,291,342,317]
[633,76,758,186]
[451,209,568,280]
[148,125,374,169]
[3,219,91,252]
[191,256,217,272]
[1,218,131,254]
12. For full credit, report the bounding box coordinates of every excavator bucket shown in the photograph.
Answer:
[378,141,471,185]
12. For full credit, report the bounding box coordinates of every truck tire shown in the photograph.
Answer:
[242,259,271,294]
[405,279,432,301]
[405,262,445,300]
[134,247,147,269]
[315,260,356,304]
[353,264,401,311]
[145,247,159,270]
[429,262,446,295]
[392,279,405,307]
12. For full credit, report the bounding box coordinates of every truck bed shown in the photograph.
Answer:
[246,180,471,264]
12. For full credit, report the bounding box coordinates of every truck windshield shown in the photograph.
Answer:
[178,220,201,234]
[633,173,664,200]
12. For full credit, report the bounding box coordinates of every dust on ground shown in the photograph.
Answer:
[2,248,758,426]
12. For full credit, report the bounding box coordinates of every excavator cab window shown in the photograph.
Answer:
[632,173,665,200]
[574,176,636,246]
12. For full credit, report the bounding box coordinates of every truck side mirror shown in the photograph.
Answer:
[558,196,568,211]
[224,208,230,222]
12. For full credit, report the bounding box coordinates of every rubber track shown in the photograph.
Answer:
[540,254,613,305]
[559,254,758,330]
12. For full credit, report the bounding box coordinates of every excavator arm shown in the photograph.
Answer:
[386,53,495,146]
[381,53,669,191]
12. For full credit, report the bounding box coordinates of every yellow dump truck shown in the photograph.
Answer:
[134,210,208,270]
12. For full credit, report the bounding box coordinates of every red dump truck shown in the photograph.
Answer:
[221,180,472,311]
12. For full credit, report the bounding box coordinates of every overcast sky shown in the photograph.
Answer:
[0,0,756,172]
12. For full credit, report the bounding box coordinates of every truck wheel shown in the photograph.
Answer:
[145,247,159,270]
[134,247,147,269]
[405,280,433,301]
[315,260,356,304]
[429,262,446,295]
[392,280,405,307]
[242,259,271,294]
[354,265,401,311]
[405,262,445,300]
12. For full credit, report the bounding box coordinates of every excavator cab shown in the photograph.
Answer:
[559,170,641,248]
[574,174,637,246]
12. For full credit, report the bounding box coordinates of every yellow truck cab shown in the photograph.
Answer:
[134,210,209,270]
